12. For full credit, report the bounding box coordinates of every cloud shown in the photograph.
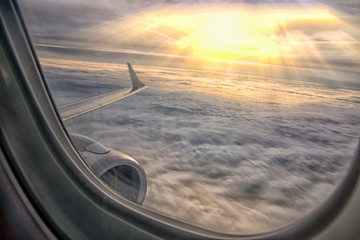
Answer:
[39,57,360,233]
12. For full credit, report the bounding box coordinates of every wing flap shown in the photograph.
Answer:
[58,63,146,121]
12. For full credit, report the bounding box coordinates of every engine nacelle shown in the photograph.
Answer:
[69,133,147,204]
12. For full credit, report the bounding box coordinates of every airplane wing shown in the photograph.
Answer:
[58,63,146,121]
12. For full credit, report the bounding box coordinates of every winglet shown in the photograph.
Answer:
[58,63,146,121]
[127,63,145,92]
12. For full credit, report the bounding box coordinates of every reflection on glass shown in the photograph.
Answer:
[19,0,360,234]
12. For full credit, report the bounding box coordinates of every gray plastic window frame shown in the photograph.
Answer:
[0,0,360,239]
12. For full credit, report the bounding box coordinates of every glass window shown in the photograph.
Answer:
[18,0,360,234]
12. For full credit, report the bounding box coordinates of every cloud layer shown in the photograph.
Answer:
[40,58,360,233]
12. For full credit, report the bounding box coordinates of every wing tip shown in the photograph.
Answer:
[127,62,146,91]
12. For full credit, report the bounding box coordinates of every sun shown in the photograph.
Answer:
[175,12,279,59]
[143,5,338,61]
[146,10,280,60]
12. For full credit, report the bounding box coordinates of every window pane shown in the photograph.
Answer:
[18,0,360,233]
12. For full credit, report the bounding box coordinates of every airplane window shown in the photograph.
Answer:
[17,0,360,234]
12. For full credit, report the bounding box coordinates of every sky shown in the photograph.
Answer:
[18,0,360,234]
[19,0,360,69]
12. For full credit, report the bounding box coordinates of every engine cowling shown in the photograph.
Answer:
[69,133,147,204]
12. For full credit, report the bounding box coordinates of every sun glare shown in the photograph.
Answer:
[144,5,339,61]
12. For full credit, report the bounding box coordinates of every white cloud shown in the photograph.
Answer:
[40,58,360,233]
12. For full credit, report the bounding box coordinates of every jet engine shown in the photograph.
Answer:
[69,133,147,204]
